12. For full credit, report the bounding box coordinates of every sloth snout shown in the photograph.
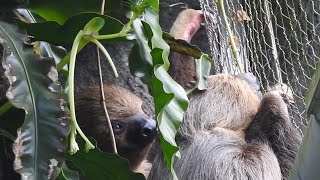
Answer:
[141,119,157,138]
[126,116,157,147]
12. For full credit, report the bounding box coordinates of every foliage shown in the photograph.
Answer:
[0,0,211,179]
[0,21,69,179]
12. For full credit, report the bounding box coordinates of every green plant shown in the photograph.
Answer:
[0,0,212,179]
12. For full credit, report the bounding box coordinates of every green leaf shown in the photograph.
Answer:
[18,13,124,46]
[195,54,212,90]
[184,54,213,95]
[128,44,153,84]
[128,0,152,15]
[56,162,79,180]
[66,140,145,180]
[15,9,67,66]
[0,21,69,179]
[163,32,202,59]
[83,17,105,35]
[24,0,126,24]
[130,8,189,179]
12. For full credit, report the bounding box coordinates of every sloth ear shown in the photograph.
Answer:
[237,73,262,98]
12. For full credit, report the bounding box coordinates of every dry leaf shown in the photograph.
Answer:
[236,10,251,21]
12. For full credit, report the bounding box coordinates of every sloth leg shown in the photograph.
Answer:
[245,85,302,178]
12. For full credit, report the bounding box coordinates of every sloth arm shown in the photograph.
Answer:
[245,91,302,178]
[168,9,204,89]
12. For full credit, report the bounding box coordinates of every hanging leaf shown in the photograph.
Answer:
[162,32,202,59]
[129,7,189,179]
[0,21,69,179]
[195,54,212,91]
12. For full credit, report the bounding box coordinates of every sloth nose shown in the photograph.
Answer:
[141,119,157,138]
[126,115,157,147]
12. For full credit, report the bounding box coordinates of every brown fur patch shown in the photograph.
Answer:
[75,85,142,120]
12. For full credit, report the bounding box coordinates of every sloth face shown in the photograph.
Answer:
[111,112,157,150]
[109,112,156,168]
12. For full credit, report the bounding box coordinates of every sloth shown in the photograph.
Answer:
[147,9,302,180]
[75,85,157,177]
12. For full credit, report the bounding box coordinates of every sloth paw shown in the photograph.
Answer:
[268,83,295,104]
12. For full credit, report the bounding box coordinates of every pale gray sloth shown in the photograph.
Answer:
[75,85,157,178]
[148,9,302,180]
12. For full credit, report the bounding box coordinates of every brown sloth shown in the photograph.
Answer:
[75,85,157,177]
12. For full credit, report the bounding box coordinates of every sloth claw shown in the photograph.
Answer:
[268,83,295,104]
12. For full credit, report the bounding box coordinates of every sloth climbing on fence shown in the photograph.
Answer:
[148,9,302,180]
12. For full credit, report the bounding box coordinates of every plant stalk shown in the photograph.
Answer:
[95,0,118,154]
[216,0,243,74]
[68,30,95,153]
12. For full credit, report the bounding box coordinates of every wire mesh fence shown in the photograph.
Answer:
[198,0,320,133]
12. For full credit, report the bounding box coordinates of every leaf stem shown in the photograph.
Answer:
[94,12,137,41]
[68,30,95,153]
[89,38,119,78]
[217,0,243,74]
[93,33,127,40]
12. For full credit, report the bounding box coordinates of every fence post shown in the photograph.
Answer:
[288,61,320,180]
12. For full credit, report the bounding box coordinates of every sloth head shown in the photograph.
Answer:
[75,85,157,169]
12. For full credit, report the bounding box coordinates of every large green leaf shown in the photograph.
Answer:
[18,13,124,46]
[129,7,189,179]
[0,21,69,179]
[23,0,127,24]
[66,140,145,180]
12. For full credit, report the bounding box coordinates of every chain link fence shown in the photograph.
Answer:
[198,0,320,133]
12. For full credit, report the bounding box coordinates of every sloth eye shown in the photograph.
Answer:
[112,121,125,134]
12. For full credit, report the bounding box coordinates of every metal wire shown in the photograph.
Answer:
[199,0,320,133]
